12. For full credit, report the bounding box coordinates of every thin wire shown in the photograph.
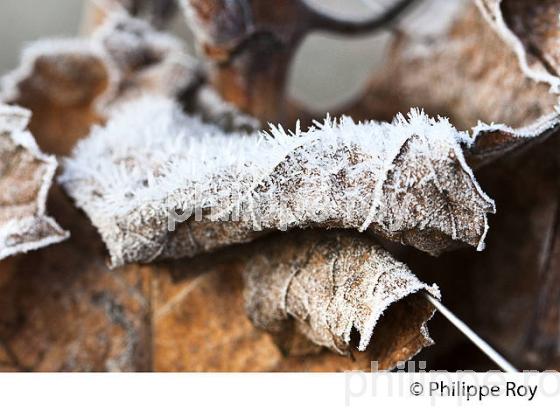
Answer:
[423,291,518,372]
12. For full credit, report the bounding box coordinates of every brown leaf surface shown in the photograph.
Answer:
[1,42,111,156]
[367,1,560,370]
[0,186,151,371]
[152,252,382,371]
[0,57,156,371]
[0,105,68,260]
[353,3,557,127]
[0,23,173,369]
[153,233,437,371]
[2,10,434,371]
[348,2,560,168]
[13,0,558,372]
[244,232,438,364]
[0,94,439,374]
[61,99,494,267]
[408,128,560,371]
[478,0,560,89]
[417,0,560,370]
[0,211,439,371]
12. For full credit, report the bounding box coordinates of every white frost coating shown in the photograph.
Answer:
[0,105,69,260]
[476,0,560,92]
[354,267,440,352]
[473,109,560,139]
[0,216,68,260]
[470,107,560,167]
[61,96,495,267]
[0,104,30,133]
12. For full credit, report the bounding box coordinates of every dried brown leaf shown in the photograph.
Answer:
[0,187,151,371]
[478,0,560,89]
[1,12,257,154]
[153,233,436,371]
[411,128,560,371]
[0,41,111,155]
[1,193,425,371]
[349,2,560,167]
[244,231,439,366]
[61,98,494,267]
[153,253,380,371]
[413,0,560,371]
[469,113,560,167]
[0,13,198,155]
[359,1,560,370]
[180,0,417,124]
[1,1,448,374]
[0,105,68,260]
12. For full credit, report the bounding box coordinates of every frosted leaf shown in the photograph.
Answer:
[477,0,560,91]
[469,111,560,167]
[243,231,440,363]
[92,9,255,131]
[0,104,69,260]
[0,11,257,150]
[466,0,560,166]
[0,12,197,110]
[367,1,559,131]
[151,238,430,371]
[0,38,112,155]
[359,2,560,168]
[61,96,494,267]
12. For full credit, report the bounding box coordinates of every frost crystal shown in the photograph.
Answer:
[61,96,495,267]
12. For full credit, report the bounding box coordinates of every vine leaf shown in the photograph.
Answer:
[243,231,439,368]
[0,104,68,260]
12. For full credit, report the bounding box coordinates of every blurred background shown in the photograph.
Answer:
[0,0,86,73]
[0,0,394,110]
